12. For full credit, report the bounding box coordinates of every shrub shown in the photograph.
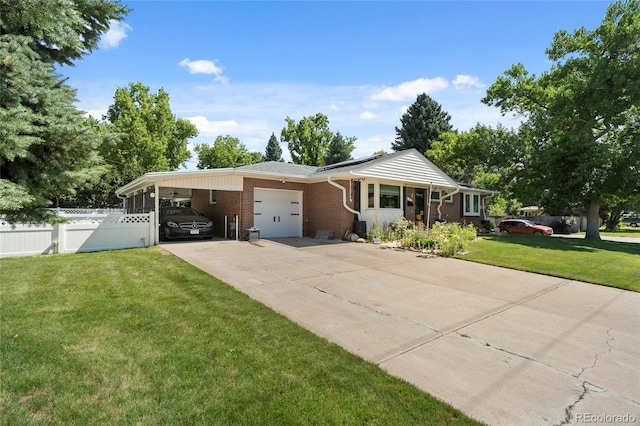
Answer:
[430,222,477,256]
[368,218,476,256]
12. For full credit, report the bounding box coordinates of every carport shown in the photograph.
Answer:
[115,169,246,242]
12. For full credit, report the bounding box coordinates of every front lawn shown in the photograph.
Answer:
[0,248,480,425]
[459,235,640,291]
[578,227,640,238]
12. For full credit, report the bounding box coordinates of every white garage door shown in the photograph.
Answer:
[253,188,302,238]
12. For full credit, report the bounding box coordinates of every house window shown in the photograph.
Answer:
[430,190,453,203]
[210,190,217,204]
[368,184,375,208]
[380,184,400,209]
[464,193,480,216]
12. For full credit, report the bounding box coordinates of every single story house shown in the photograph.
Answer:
[116,149,496,240]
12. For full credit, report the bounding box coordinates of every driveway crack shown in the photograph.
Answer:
[554,329,615,426]
[313,285,439,333]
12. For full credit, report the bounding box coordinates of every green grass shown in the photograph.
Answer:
[459,235,640,291]
[0,248,480,425]
[577,226,640,238]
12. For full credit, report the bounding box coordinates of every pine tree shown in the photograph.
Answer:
[392,93,453,154]
[264,132,283,162]
[324,132,356,165]
[0,0,128,221]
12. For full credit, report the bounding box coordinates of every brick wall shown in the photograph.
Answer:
[239,178,356,239]
[305,180,355,239]
[192,189,242,237]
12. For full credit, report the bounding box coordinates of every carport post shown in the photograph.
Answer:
[154,183,159,244]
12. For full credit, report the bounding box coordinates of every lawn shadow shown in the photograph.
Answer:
[480,234,640,256]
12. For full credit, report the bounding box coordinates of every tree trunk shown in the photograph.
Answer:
[585,201,601,240]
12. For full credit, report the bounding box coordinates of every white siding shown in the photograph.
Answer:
[354,151,458,188]
[160,175,243,191]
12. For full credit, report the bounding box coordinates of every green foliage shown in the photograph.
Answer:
[367,217,476,257]
[482,0,640,239]
[105,82,197,178]
[195,135,264,169]
[280,113,356,166]
[324,132,356,165]
[0,0,129,66]
[392,93,452,154]
[264,132,283,162]
[281,113,333,166]
[430,222,478,257]
[427,125,528,216]
[0,1,128,219]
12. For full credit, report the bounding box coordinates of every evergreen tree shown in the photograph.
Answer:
[264,132,283,162]
[324,132,356,165]
[392,93,453,154]
[0,0,128,221]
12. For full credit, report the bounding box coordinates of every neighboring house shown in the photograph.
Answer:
[116,149,496,240]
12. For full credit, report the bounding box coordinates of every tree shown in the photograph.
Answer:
[281,113,333,166]
[195,135,264,169]
[264,132,283,162]
[482,0,640,239]
[427,125,524,216]
[392,93,453,154]
[324,132,356,165]
[0,0,128,221]
[105,82,197,179]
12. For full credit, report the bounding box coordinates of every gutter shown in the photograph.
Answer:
[327,176,361,221]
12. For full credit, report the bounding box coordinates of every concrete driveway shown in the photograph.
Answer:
[161,238,640,426]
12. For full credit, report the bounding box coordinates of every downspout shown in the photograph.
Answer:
[327,176,361,220]
[481,192,495,220]
[437,185,461,220]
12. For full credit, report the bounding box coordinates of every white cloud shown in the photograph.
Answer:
[83,108,108,120]
[370,78,449,102]
[187,116,238,136]
[178,59,227,84]
[360,111,377,120]
[453,74,484,90]
[99,20,131,50]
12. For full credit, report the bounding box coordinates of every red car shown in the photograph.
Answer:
[497,219,553,236]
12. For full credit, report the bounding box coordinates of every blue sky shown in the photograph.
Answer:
[60,0,614,168]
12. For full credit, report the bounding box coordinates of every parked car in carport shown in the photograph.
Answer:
[497,219,553,236]
[622,216,639,227]
[159,207,214,241]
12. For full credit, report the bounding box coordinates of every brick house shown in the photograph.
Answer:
[116,149,496,240]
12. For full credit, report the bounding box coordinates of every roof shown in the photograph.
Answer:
[236,161,317,176]
[116,149,493,195]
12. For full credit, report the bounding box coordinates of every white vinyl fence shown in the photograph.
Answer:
[0,209,155,258]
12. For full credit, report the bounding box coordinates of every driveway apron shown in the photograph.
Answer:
[161,238,640,426]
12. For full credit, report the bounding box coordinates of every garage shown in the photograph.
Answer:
[253,188,302,238]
